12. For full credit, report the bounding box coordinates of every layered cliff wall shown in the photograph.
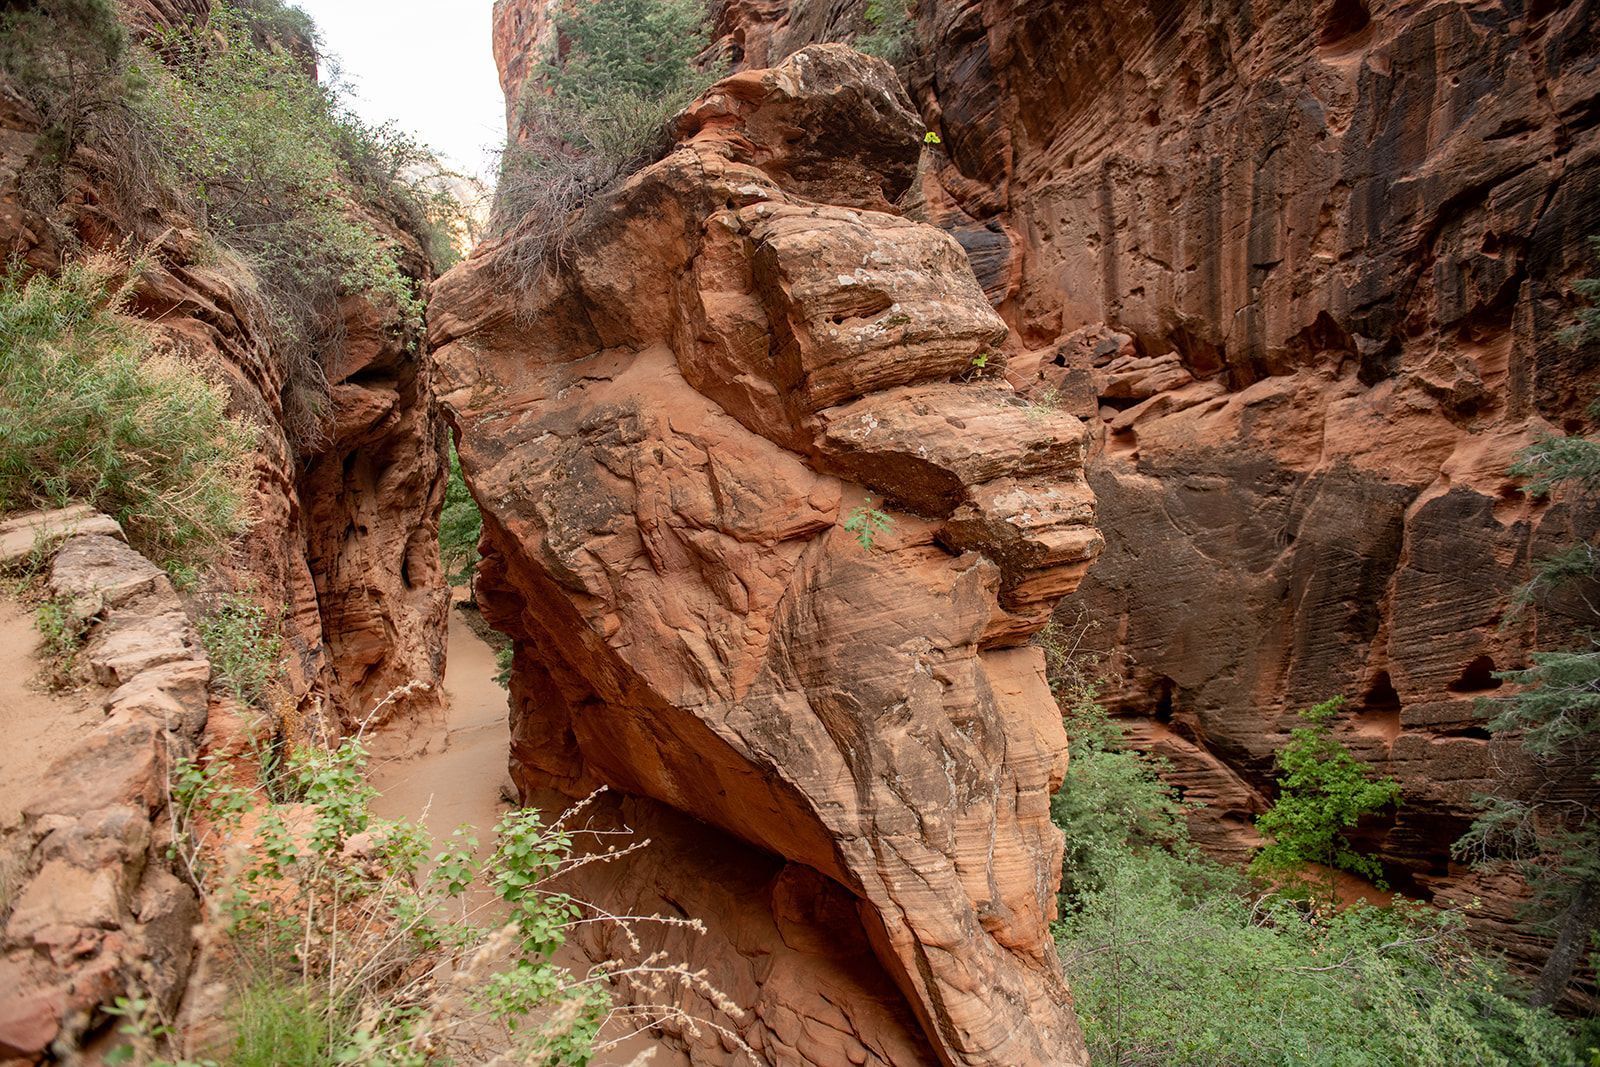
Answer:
[903,0,1600,981]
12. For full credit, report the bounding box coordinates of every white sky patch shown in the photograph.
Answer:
[293,0,506,180]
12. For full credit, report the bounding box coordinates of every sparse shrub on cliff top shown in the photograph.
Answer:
[3,0,462,455]
[130,4,427,449]
[492,0,717,277]
[0,253,256,569]
[0,0,132,213]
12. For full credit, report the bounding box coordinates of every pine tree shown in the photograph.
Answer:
[1455,409,1600,1007]
[1454,242,1600,1007]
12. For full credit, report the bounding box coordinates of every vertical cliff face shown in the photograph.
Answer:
[0,1,450,735]
[906,0,1599,981]
[433,44,1100,1066]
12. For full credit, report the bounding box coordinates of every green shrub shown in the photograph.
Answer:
[1249,696,1403,903]
[172,738,630,1064]
[0,254,256,569]
[855,0,915,64]
[439,443,482,585]
[197,591,285,708]
[1455,387,1600,1006]
[230,0,318,53]
[1047,657,1583,1065]
[492,0,716,276]
[33,596,88,684]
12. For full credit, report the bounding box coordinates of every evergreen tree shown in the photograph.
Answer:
[543,0,707,106]
[1455,406,1600,1007]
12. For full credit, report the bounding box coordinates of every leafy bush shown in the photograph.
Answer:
[1047,657,1583,1065]
[197,591,286,709]
[439,443,482,585]
[492,0,716,277]
[230,0,318,53]
[1250,696,1403,903]
[0,254,256,569]
[168,736,743,1065]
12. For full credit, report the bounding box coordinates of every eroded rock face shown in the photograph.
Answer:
[888,0,1600,993]
[0,512,209,1060]
[0,0,450,738]
[433,45,1098,1067]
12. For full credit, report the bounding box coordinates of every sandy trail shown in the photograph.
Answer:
[0,597,101,832]
[368,594,683,1066]
[369,595,511,848]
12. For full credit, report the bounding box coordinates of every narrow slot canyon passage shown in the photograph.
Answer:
[366,594,687,1066]
[368,592,509,856]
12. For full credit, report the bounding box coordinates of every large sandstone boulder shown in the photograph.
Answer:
[432,45,1098,1067]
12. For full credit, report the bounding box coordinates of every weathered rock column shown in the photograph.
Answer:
[431,47,1100,1066]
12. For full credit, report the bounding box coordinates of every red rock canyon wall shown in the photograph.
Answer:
[434,43,1101,1065]
[488,0,1600,1004]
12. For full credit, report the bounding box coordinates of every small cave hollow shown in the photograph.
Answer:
[1319,0,1372,48]
[1447,654,1503,694]
[1355,670,1403,744]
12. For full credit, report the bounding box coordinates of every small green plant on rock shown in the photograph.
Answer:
[843,499,894,552]
[1026,385,1063,421]
[197,591,285,709]
[33,596,88,683]
[1249,696,1402,904]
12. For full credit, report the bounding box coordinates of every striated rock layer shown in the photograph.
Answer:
[898,0,1600,991]
[433,46,1099,1066]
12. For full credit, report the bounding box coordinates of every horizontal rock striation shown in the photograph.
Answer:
[894,0,1600,994]
[433,45,1098,1066]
